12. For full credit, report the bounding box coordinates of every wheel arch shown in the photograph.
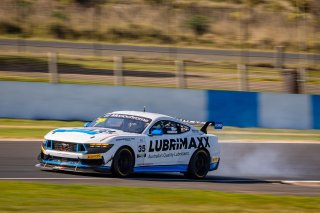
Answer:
[189,147,211,163]
[116,145,136,165]
[185,148,211,179]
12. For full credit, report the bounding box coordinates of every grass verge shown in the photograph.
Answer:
[0,119,319,141]
[0,181,319,212]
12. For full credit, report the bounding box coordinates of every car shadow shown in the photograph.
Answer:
[42,170,270,184]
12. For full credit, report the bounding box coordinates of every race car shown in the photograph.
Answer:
[36,111,222,179]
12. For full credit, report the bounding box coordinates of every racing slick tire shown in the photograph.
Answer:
[111,147,135,177]
[184,149,210,179]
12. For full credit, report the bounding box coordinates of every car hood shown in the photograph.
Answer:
[44,127,139,143]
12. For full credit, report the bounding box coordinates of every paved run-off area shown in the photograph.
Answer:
[0,141,319,196]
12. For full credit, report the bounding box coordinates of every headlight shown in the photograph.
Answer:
[86,144,114,154]
[89,143,111,148]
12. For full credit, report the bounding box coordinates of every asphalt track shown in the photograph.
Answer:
[0,141,319,196]
[1,38,319,63]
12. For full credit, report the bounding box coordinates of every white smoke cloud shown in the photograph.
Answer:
[211,143,302,179]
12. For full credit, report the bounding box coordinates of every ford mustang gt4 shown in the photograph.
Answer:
[36,111,222,179]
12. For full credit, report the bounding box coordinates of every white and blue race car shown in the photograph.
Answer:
[36,111,222,179]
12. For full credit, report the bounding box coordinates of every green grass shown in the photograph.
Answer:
[0,118,82,127]
[0,128,53,138]
[0,182,319,213]
[0,119,82,138]
[0,119,319,141]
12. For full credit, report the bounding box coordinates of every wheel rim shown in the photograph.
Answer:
[194,152,208,177]
[117,150,132,175]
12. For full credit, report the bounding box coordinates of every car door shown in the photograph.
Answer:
[144,120,185,166]
[135,137,147,166]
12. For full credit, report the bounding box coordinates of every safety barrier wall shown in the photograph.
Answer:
[0,81,319,129]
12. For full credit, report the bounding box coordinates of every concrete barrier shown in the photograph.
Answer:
[0,81,319,129]
[0,81,206,121]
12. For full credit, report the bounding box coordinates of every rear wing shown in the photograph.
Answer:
[200,121,223,134]
[179,119,223,134]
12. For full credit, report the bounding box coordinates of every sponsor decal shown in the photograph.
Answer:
[108,113,151,123]
[148,151,189,159]
[149,137,210,152]
[137,153,147,158]
[96,117,107,123]
[86,154,102,159]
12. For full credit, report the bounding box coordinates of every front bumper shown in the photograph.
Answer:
[209,159,220,171]
[35,162,111,174]
[37,152,111,174]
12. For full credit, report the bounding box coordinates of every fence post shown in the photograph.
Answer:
[275,46,285,69]
[114,56,124,86]
[281,68,301,94]
[298,67,306,93]
[48,52,59,83]
[175,60,186,88]
[237,64,248,91]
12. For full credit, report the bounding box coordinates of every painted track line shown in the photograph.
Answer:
[0,178,105,180]
[1,178,317,183]
[0,177,272,182]
[0,177,276,184]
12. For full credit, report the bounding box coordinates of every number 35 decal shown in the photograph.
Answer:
[138,145,145,152]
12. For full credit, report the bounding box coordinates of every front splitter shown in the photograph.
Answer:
[35,163,111,174]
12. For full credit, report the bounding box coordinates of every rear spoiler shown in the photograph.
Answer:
[200,121,223,134]
[179,119,223,134]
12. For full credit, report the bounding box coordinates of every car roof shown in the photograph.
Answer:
[110,110,175,121]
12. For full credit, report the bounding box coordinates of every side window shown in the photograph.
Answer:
[163,121,179,134]
[179,123,190,133]
[150,120,189,135]
[149,121,163,133]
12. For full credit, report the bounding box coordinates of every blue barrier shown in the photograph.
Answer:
[207,90,258,127]
[312,95,320,129]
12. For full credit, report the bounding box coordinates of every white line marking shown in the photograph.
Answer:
[0,178,318,183]
[0,178,105,180]
[281,181,320,183]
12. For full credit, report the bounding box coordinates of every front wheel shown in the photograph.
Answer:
[111,147,134,177]
[184,149,210,179]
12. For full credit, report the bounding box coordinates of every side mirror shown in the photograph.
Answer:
[213,122,223,129]
[150,129,163,136]
[83,122,91,127]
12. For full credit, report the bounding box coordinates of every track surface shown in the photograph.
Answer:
[1,38,319,62]
[0,141,319,196]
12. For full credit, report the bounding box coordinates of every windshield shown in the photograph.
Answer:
[88,113,151,134]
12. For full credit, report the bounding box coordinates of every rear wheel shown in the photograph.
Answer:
[111,147,134,177]
[184,149,210,179]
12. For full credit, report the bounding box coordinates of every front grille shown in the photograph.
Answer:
[52,141,78,152]
[45,140,112,154]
